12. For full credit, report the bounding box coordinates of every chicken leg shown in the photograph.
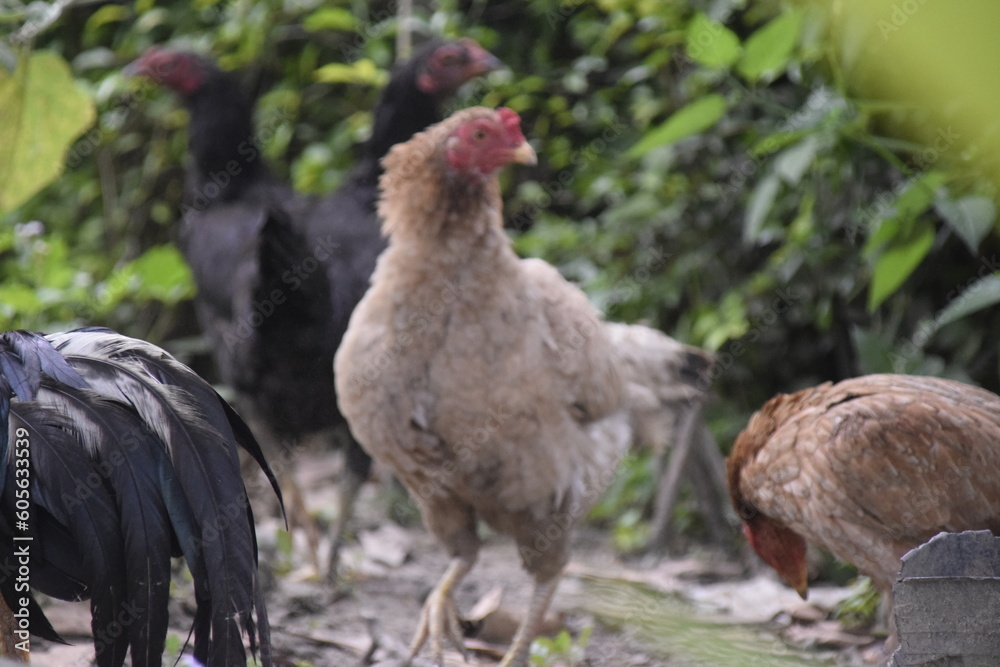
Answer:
[408,554,476,664]
[500,574,560,667]
[326,432,372,583]
[283,467,323,570]
[242,416,323,570]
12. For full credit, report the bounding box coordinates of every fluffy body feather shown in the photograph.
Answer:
[727,373,1000,596]
[0,328,280,667]
[336,108,630,666]
[604,321,712,454]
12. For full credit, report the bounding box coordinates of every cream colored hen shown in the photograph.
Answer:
[335,107,629,666]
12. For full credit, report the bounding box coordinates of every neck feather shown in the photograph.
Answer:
[184,71,266,198]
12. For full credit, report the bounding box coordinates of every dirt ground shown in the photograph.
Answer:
[28,447,880,666]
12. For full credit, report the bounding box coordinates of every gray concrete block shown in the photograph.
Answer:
[891,531,1000,666]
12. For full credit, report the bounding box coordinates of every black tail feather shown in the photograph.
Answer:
[9,406,131,667]
[0,329,278,667]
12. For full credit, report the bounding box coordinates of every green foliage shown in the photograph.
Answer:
[686,14,741,69]
[627,94,728,158]
[833,576,880,631]
[737,10,802,83]
[271,528,295,576]
[589,453,656,551]
[163,634,182,662]
[530,626,592,666]
[932,273,1000,331]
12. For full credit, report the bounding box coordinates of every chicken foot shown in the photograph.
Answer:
[499,574,560,667]
[408,554,476,665]
[325,466,361,584]
[282,469,323,570]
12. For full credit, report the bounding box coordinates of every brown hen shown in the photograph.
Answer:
[727,374,1000,600]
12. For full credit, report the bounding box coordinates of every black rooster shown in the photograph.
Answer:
[0,328,281,667]
[129,39,499,580]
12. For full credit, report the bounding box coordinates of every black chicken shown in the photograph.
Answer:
[129,39,500,580]
[0,328,280,667]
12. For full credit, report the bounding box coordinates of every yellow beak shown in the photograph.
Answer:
[511,141,537,166]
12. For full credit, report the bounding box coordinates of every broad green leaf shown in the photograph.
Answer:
[685,14,741,68]
[84,5,130,44]
[303,7,358,32]
[627,94,727,158]
[743,173,781,243]
[118,245,195,303]
[697,292,749,350]
[0,284,43,318]
[894,170,947,219]
[313,59,387,86]
[749,128,808,158]
[931,273,1000,332]
[738,10,803,83]
[935,194,995,254]
[0,51,97,212]
[100,245,195,310]
[862,170,946,255]
[867,218,935,311]
[863,215,901,258]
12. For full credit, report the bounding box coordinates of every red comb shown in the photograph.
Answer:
[496,108,525,142]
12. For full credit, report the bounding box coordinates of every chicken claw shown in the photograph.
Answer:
[408,556,475,665]
[498,576,559,667]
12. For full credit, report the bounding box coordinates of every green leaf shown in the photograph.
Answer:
[931,273,1000,331]
[935,194,995,254]
[894,170,947,219]
[83,5,130,43]
[114,245,195,303]
[303,7,358,32]
[773,135,819,185]
[743,173,781,243]
[685,13,741,68]
[627,94,727,158]
[313,59,387,86]
[0,284,43,318]
[749,128,808,158]
[737,10,803,83]
[862,171,946,255]
[0,51,97,212]
[867,218,935,311]
[851,325,898,375]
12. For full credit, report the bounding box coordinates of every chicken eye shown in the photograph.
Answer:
[473,129,487,141]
